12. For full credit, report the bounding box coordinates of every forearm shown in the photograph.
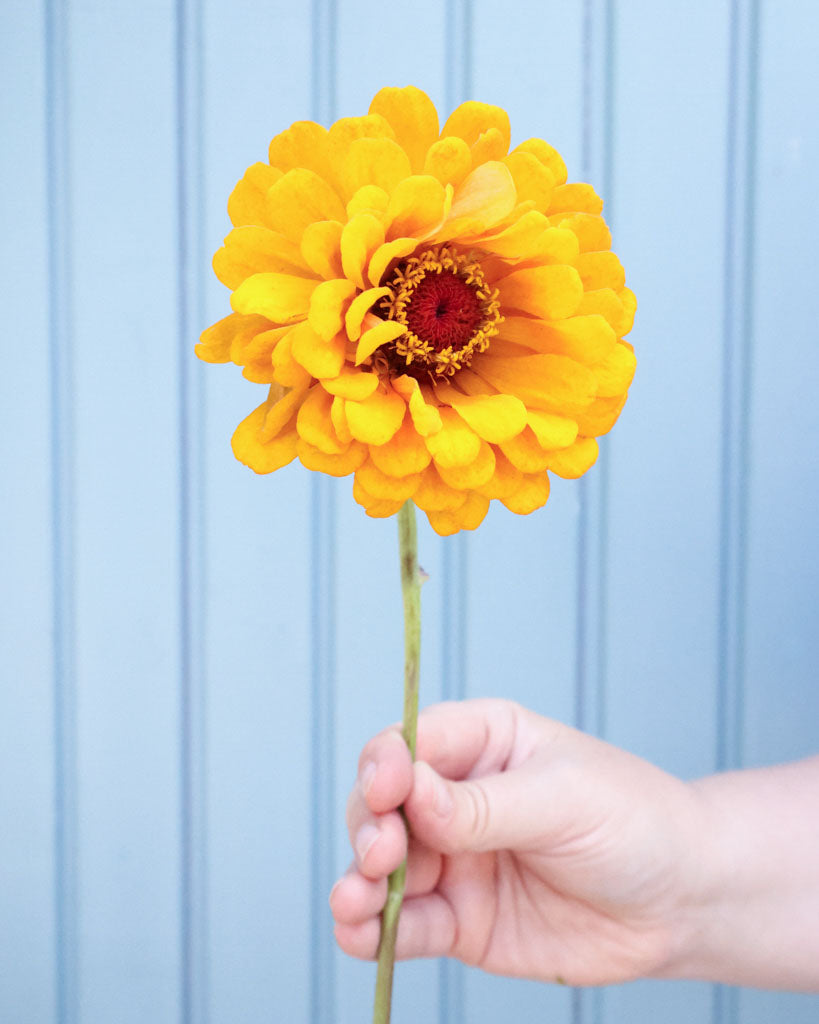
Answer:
[662,756,819,991]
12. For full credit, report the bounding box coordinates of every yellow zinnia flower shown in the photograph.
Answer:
[197,86,636,536]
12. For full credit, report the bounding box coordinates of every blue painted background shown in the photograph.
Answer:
[2,1,818,1022]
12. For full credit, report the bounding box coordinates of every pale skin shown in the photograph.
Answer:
[331,699,819,991]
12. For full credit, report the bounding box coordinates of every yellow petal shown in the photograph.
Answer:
[328,113,395,159]
[330,395,352,444]
[618,288,638,337]
[296,385,345,453]
[352,477,405,518]
[369,85,440,174]
[413,465,468,512]
[475,448,523,499]
[355,459,420,501]
[556,212,612,253]
[266,168,346,243]
[576,251,625,292]
[469,210,551,260]
[548,183,603,216]
[368,414,432,476]
[308,279,357,340]
[268,120,330,178]
[300,220,344,280]
[231,272,316,322]
[427,491,490,536]
[346,185,390,219]
[496,265,583,320]
[436,440,496,489]
[503,151,554,212]
[577,288,632,337]
[499,313,616,363]
[271,330,312,388]
[341,215,386,291]
[546,438,598,479]
[442,101,510,154]
[298,438,367,476]
[513,138,567,185]
[423,136,472,187]
[345,287,390,342]
[436,387,527,444]
[501,472,551,515]
[527,409,578,450]
[227,163,283,228]
[289,320,346,378]
[339,137,412,201]
[442,161,517,236]
[320,367,379,400]
[196,312,267,364]
[262,383,307,441]
[241,326,291,383]
[424,406,481,469]
[392,375,443,436]
[500,428,552,472]
[475,353,597,415]
[213,225,313,289]
[355,319,406,365]
[470,127,508,168]
[385,175,449,241]
[232,401,298,474]
[345,386,406,445]
[367,237,419,287]
[590,341,636,397]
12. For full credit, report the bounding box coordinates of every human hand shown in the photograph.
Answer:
[330,698,704,985]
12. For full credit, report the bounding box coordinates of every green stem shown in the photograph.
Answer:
[372,500,422,1024]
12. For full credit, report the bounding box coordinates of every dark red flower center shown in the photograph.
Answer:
[404,271,484,353]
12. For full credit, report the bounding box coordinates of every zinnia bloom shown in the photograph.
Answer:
[197,86,636,536]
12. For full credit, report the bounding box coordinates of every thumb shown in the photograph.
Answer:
[405,759,547,855]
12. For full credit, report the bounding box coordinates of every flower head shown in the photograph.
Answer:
[197,86,636,536]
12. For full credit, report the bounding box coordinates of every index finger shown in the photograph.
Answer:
[414,698,522,781]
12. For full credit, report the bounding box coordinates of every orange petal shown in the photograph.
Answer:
[231,272,315,323]
[330,395,352,444]
[227,163,282,228]
[367,236,419,287]
[232,401,298,474]
[213,225,313,290]
[618,288,638,336]
[345,286,390,342]
[345,386,406,445]
[346,185,390,219]
[500,472,551,515]
[426,491,490,536]
[355,318,406,365]
[289,320,346,378]
[368,414,432,476]
[262,383,308,441]
[475,448,523,499]
[341,214,386,290]
[590,341,636,397]
[423,136,472,187]
[442,161,517,236]
[436,386,527,444]
[300,220,344,280]
[413,465,468,512]
[576,251,626,292]
[526,409,578,450]
[355,459,420,501]
[548,183,603,216]
[475,353,597,415]
[298,438,367,477]
[385,175,449,241]
[503,151,555,212]
[442,101,511,154]
[392,375,443,436]
[577,288,633,337]
[296,386,345,454]
[271,330,312,389]
[319,367,379,400]
[266,168,346,243]
[512,138,567,185]
[496,265,583,320]
[308,278,357,340]
[546,438,599,479]
[470,127,508,168]
[196,312,268,364]
[574,393,627,437]
[352,477,405,519]
[369,85,440,174]
[268,120,331,178]
[436,440,496,489]
[241,326,291,383]
[424,406,481,469]
[500,427,552,472]
[499,313,616,363]
[556,212,612,253]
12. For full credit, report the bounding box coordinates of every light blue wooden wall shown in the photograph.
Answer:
[1,1,817,1022]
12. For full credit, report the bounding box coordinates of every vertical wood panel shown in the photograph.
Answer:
[200,1,313,1021]
[0,3,58,1022]
[67,1,183,1020]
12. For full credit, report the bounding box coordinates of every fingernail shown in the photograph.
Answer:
[355,823,380,862]
[361,761,377,796]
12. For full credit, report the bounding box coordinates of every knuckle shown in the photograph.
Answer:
[461,780,492,849]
